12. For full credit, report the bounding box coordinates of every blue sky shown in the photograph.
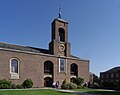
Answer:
[0,0,120,76]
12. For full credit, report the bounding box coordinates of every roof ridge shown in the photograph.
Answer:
[0,42,50,54]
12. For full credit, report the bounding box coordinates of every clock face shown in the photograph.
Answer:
[59,44,65,52]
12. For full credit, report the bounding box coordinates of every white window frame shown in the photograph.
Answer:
[59,57,67,73]
[111,73,114,78]
[10,58,19,79]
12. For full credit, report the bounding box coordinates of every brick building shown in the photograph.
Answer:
[0,17,89,87]
[100,66,120,87]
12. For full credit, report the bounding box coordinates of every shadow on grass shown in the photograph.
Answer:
[86,90,120,95]
[59,92,77,95]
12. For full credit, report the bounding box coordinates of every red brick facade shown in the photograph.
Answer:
[0,18,89,87]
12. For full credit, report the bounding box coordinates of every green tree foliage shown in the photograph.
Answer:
[73,77,84,86]
[0,79,12,89]
[22,79,33,88]
[93,74,100,85]
[61,82,77,89]
[62,79,67,85]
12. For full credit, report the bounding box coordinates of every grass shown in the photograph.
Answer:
[0,88,120,95]
[75,88,120,95]
[0,89,77,95]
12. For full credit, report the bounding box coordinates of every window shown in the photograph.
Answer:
[101,74,104,78]
[59,58,66,73]
[59,28,65,42]
[44,61,53,74]
[10,58,19,79]
[10,59,19,74]
[116,79,119,82]
[111,73,114,78]
[70,63,78,76]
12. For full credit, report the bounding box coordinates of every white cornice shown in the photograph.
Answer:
[0,47,89,62]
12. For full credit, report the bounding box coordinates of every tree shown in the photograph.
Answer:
[93,74,100,85]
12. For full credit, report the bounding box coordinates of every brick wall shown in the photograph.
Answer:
[0,49,89,87]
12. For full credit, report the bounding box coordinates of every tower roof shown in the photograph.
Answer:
[55,18,68,24]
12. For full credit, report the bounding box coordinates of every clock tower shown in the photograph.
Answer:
[49,18,71,57]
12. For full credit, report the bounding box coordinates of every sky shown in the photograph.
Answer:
[0,0,120,76]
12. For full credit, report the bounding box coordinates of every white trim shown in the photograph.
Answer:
[57,18,68,23]
[0,47,56,57]
[10,74,19,79]
[44,75,52,78]
[0,48,89,62]
[70,76,77,78]
[66,59,67,74]
[59,26,65,30]
[59,57,67,74]
[10,58,19,79]
[59,58,60,73]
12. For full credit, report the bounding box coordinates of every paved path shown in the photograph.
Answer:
[56,89,99,95]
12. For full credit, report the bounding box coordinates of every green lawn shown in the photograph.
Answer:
[0,89,77,95]
[75,88,120,95]
[0,88,120,95]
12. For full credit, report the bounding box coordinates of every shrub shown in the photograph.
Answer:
[61,82,77,89]
[77,85,85,89]
[16,84,23,89]
[0,79,12,89]
[22,79,33,88]
[62,79,67,85]
[11,83,17,89]
[61,83,66,89]
[11,84,23,89]
[73,77,84,86]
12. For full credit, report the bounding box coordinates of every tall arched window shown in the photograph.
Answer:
[10,58,19,74]
[44,61,53,75]
[70,63,78,77]
[59,28,65,42]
